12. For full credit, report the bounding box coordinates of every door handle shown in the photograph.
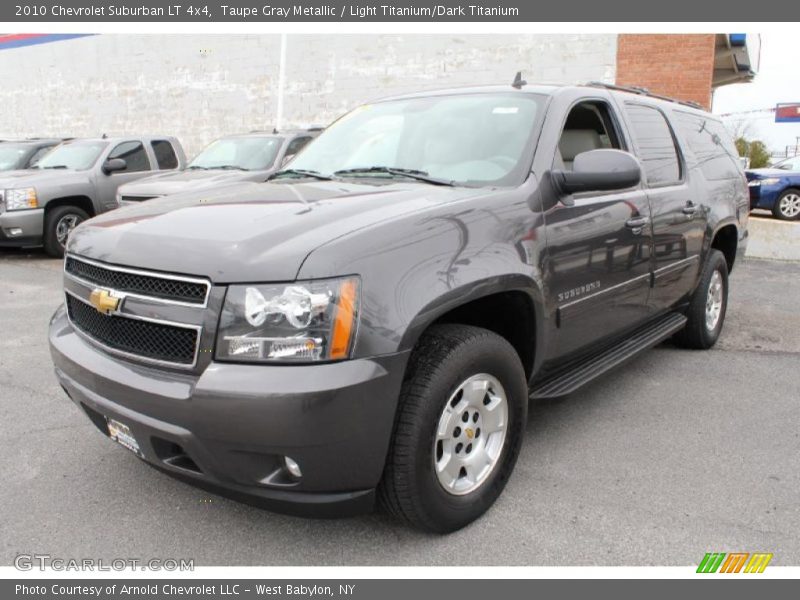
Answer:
[625,216,650,229]
[682,202,698,216]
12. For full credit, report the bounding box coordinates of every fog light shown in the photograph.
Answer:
[8,228,23,237]
[284,456,302,478]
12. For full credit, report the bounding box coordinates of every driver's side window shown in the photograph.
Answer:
[555,101,623,171]
[108,141,151,173]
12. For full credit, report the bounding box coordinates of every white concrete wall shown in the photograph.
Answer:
[0,34,617,158]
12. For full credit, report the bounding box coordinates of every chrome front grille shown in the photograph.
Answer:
[63,254,210,368]
[65,256,209,305]
[66,294,199,365]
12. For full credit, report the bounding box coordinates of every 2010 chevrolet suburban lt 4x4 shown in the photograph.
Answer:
[49,82,749,532]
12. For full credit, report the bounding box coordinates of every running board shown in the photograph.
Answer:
[530,312,687,399]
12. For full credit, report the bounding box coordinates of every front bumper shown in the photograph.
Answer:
[49,305,410,517]
[0,208,44,246]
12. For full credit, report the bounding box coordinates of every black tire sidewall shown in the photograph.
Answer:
[44,206,89,257]
[694,251,729,347]
[406,332,527,531]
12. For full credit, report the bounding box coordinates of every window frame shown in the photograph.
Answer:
[551,97,630,169]
[107,140,152,174]
[150,139,180,171]
[623,101,686,189]
[551,96,634,199]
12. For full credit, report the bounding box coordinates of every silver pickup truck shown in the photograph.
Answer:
[0,136,185,257]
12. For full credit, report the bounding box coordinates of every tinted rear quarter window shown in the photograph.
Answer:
[625,103,682,186]
[676,112,744,181]
[151,140,179,170]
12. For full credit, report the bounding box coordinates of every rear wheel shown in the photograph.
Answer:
[44,205,89,258]
[673,249,729,349]
[772,189,800,221]
[378,324,528,533]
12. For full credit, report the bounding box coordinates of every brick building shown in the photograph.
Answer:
[616,34,759,110]
[0,33,758,157]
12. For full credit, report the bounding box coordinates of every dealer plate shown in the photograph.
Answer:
[106,418,142,457]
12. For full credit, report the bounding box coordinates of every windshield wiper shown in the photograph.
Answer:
[270,169,334,181]
[41,165,69,169]
[186,165,208,170]
[207,165,248,171]
[333,166,455,186]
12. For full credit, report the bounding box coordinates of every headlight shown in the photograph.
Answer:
[4,187,38,210]
[216,277,360,363]
[749,177,780,187]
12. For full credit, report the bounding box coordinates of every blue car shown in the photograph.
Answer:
[747,155,800,220]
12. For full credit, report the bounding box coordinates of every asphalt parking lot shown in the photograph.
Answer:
[1,246,799,567]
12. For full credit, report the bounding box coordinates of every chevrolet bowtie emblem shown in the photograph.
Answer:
[89,288,120,315]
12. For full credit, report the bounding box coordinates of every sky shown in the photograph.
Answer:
[713,33,800,156]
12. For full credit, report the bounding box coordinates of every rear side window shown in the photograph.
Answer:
[151,140,179,170]
[108,141,151,172]
[675,112,742,180]
[625,103,682,186]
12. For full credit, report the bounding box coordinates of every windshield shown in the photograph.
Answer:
[0,144,32,170]
[774,156,800,171]
[189,136,282,171]
[37,142,107,170]
[288,93,544,186]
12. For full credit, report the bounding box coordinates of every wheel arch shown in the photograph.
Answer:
[708,220,739,273]
[45,196,96,217]
[398,274,544,382]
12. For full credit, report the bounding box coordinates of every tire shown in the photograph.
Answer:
[772,189,800,221]
[673,249,729,349]
[43,205,89,258]
[378,324,528,533]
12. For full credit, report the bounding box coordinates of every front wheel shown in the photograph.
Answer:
[772,189,800,221]
[673,249,729,349]
[43,205,89,258]
[378,324,528,533]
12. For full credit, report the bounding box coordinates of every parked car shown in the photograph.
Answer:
[49,82,748,532]
[116,129,319,205]
[746,155,800,220]
[0,138,65,171]
[0,136,185,256]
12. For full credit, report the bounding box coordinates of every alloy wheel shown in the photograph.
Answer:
[433,373,508,496]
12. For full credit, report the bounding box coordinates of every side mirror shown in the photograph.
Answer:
[552,149,641,199]
[102,158,127,175]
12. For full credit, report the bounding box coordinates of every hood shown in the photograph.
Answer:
[68,180,486,282]
[0,168,86,188]
[118,169,267,197]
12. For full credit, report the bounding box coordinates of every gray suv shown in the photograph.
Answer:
[49,83,748,532]
[116,130,318,205]
[0,136,185,256]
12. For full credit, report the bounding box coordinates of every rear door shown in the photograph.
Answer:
[542,94,654,358]
[618,101,704,311]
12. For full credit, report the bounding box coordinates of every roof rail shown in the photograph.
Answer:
[585,81,706,110]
